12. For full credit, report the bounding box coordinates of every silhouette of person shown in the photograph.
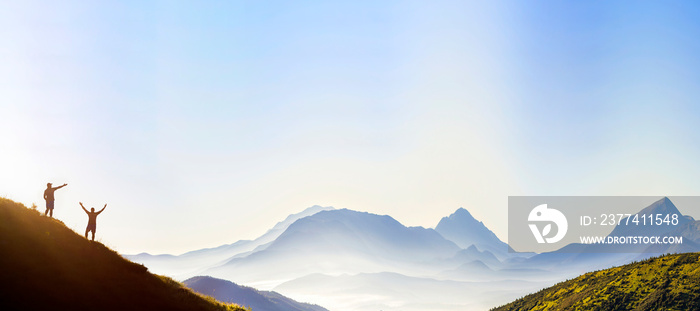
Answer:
[44,182,67,217]
[80,202,106,241]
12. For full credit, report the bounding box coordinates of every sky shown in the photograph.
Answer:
[2,1,700,255]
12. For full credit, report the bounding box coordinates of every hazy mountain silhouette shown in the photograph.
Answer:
[121,198,700,311]
[435,207,510,257]
[0,197,245,311]
[666,219,700,243]
[449,245,503,268]
[127,205,334,278]
[185,276,328,311]
[582,197,697,257]
[202,209,461,285]
[269,209,459,260]
[522,197,700,272]
[434,245,551,282]
[609,197,694,238]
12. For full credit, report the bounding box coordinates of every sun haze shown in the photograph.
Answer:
[3,1,700,254]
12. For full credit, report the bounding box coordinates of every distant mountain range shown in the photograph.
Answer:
[185,276,328,311]
[127,205,519,310]
[128,205,334,278]
[202,209,464,284]
[126,197,700,311]
[5,187,698,311]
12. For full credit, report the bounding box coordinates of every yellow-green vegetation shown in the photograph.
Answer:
[492,252,700,311]
[0,197,248,311]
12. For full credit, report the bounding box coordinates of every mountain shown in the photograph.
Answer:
[667,219,700,243]
[126,205,334,278]
[121,199,700,311]
[202,209,462,286]
[521,197,700,272]
[0,197,245,311]
[609,197,695,238]
[449,245,503,269]
[492,252,700,311]
[435,207,510,257]
[270,209,460,260]
[185,276,328,311]
[251,205,336,250]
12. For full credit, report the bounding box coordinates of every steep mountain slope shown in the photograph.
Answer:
[0,197,245,311]
[185,276,328,311]
[435,207,508,252]
[126,205,334,278]
[492,252,700,311]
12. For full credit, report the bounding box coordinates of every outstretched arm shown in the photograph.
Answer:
[80,202,88,213]
[56,183,67,190]
[97,204,107,214]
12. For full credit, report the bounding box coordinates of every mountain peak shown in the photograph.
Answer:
[307,205,335,212]
[454,207,475,217]
[435,207,507,251]
[271,205,335,231]
[608,197,692,238]
[442,207,480,225]
[638,197,680,216]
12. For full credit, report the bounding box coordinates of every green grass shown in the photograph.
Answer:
[0,197,248,311]
[491,252,700,311]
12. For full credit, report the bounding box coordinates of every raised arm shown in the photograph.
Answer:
[56,183,68,190]
[97,204,107,214]
[79,202,88,213]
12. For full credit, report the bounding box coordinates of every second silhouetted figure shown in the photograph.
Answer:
[80,202,106,241]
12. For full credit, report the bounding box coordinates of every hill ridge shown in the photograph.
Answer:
[492,252,700,311]
[185,276,329,311]
[0,197,246,311]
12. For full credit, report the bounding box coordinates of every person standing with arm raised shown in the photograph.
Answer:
[43,182,67,218]
[80,202,106,241]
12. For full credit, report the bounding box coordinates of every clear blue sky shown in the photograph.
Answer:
[2,1,700,254]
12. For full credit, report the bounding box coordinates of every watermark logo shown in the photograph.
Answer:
[510,197,691,253]
[528,204,568,244]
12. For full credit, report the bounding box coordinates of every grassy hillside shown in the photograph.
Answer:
[0,197,247,311]
[185,276,329,311]
[492,252,700,311]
